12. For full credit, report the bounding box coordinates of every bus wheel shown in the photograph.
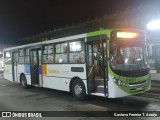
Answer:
[72,79,86,100]
[20,74,28,88]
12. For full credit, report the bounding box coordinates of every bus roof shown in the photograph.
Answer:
[4,28,140,51]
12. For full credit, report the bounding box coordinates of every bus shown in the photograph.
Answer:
[3,28,151,100]
[0,51,4,71]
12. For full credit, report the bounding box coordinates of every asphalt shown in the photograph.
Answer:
[0,72,160,120]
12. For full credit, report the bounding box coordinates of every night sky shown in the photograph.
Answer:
[0,0,158,43]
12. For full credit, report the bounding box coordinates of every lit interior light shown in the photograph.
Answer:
[6,53,11,57]
[70,42,81,51]
[117,32,138,38]
[147,20,160,30]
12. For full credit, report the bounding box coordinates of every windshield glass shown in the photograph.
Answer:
[110,41,149,71]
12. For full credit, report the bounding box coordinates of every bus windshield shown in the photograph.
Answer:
[110,41,149,72]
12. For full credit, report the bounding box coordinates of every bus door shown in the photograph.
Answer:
[38,49,42,86]
[12,51,18,81]
[86,36,107,96]
[30,48,40,85]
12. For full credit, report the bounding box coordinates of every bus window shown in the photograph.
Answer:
[4,51,11,64]
[69,41,85,64]
[19,49,24,64]
[88,45,93,66]
[38,50,42,64]
[42,45,54,63]
[110,42,148,71]
[31,51,38,66]
[55,43,68,63]
[25,49,30,64]
[110,46,123,65]
[61,43,67,53]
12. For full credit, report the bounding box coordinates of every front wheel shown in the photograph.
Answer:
[20,74,28,88]
[72,79,86,101]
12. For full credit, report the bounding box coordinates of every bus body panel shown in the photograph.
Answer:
[14,66,18,82]
[42,64,87,92]
[4,64,13,81]
[23,64,31,85]
[108,74,129,98]
[42,64,86,79]
[108,74,151,98]
[17,64,25,82]
[42,34,87,45]
[43,76,70,91]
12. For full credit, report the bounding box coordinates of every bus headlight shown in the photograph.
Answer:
[113,78,118,83]
[118,80,122,85]
[113,78,128,86]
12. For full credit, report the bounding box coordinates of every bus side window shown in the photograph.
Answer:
[4,51,11,64]
[19,49,24,64]
[55,42,68,63]
[25,49,30,64]
[42,45,54,63]
[69,41,85,64]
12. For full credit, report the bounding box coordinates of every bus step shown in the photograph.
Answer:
[95,80,104,86]
[32,84,40,87]
[96,85,108,93]
[96,85,104,93]
[90,93,106,97]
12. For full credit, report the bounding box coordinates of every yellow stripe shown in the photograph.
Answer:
[42,64,47,75]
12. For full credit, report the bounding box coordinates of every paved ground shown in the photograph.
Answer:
[0,72,160,120]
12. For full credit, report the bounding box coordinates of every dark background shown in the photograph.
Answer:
[0,0,158,43]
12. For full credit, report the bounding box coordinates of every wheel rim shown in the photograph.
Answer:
[74,84,82,97]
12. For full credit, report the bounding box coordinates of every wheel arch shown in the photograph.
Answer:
[19,72,28,84]
[69,76,86,93]
[19,73,26,83]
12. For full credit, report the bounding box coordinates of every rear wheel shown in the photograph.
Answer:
[20,74,28,88]
[72,79,86,100]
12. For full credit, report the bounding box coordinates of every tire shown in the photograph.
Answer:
[72,79,86,100]
[20,74,28,89]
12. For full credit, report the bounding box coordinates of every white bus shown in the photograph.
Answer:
[0,51,4,71]
[4,29,151,100]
